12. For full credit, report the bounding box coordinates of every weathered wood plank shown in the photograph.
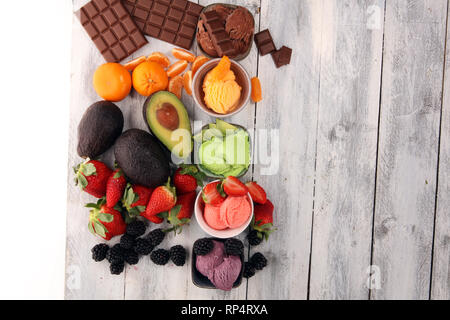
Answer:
[371,0,447,300]
[431,0,450,301]
[308,0,385,300]
[247,0,321,299]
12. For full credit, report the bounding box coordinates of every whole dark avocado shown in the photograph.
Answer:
[77,101,124,159]
[114,129,170,188]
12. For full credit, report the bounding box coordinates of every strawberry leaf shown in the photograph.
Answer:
[85,203,98,209]
[93,221,107,238]
[98,213,113,223]
[136,205,146,213]
[88,222,95,235]
[113,171,122,179]
[81,163,97,176]
[77,174,88,189]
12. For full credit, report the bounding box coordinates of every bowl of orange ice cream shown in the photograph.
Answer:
[194,180,254,238]
[192,57,251,118]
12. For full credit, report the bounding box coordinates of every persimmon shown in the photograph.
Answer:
[123,56,147,71]
[93,63,132,102]
[132,61,169,97]
[251,76,262,102]
[168,75,184,99]
[172,48,196,63]
[183,71,193,96]
[191,55,209,76]
[166,60,188,78]
[147,52,170,68]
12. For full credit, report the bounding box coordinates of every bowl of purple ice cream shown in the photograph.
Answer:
[192,238,244,291]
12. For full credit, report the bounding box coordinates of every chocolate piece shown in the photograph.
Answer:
[122,0,204,49]
[197,20,217,56]
[200,10,235,57]
[77,0,148,62]
[254,29,276,56]
[271,46,292,68]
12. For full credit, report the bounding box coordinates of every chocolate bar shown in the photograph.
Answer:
[271,46,292,68]
[254,29,276,56]
[200,10,235,57]
[122,0,203,50]
[77,0,148,63]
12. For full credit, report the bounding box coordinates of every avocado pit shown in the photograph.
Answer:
[157,103,179,131]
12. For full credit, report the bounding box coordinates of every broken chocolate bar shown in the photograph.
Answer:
[122,0,204,50]
[77,0,148,62]
[254,29,276,56]
[200,10,236,57]
[271,46,292,68]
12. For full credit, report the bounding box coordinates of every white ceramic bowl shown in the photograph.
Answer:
[194,180,254,238]
[192,59,251,118]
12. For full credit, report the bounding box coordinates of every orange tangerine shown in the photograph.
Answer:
[93,63,132,102]
[123,56,147,71]
[147,52,170,68]
[168,75,184,99]
[183,71,193,96]
[172,47,196,63]
[132,61,168,96]
[251,76,262,102]
[191,55,210,76]
[166,60,188,78]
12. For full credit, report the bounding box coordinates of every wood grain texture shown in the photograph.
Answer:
[431,0,450,301]
[246,0,320,300]
[308,0,385,300]
[371,0,447,300]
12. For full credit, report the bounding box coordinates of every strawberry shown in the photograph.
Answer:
[87,198,126,240]
[161,191,197,233]
[122,184,153,218]
[202,181,226,206]
[245,181,267,204]
[173,164,205,194]
[142,178,177,221]
[221,176,248,196]
[74,159,112,198]
[106,168,127,207]
[252,199,275,241]
[147,214,164,224]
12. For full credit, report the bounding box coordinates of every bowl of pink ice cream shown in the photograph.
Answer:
[195,180,254,238]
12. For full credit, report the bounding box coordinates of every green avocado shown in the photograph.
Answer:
[143,91,192,159]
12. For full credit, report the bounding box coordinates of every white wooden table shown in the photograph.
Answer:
[66,0,450,300]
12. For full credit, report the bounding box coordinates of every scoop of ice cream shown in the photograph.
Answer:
[197,20,218,57]
[203,56,242,114]
[211,255,242,291]
[220,196,252,229]
[204,203,228,230]
[196,240,225,280]
[226,7,254,43]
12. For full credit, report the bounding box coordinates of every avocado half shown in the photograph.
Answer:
[143,91,193,159]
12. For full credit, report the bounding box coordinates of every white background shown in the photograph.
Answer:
[0,1,72,299]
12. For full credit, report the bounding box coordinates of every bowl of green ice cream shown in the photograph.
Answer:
[194,119,251,179]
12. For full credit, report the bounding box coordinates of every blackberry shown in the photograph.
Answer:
[170,245,186,266]
[147,228,166,247]
[243,262,256,278]
[193,238,214,256]
[224,238,244,256]
[134,238,154,255]
[126,220,146,238]
[91,243,109,262]
[124,250,139,265]
[150,249,170,265]
[110,261,125,275]
[247,230,263,246]
[250,252,267,270]
[120,234,135,250]
[106,244,125,264]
